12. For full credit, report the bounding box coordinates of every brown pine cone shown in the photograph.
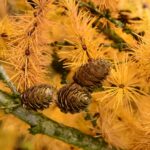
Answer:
[56,83,92,114]
[21,84,57,111]
[73,59,111,91]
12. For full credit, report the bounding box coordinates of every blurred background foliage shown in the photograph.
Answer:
[0,0,150,150]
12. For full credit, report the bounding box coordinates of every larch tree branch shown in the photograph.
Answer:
[0,90,113,150]
[79,1,142,42]
[0,65,114,150]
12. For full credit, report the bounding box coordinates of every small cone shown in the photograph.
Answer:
[56,83,92,114]
[73,59,111,91]
[21,84,57,111]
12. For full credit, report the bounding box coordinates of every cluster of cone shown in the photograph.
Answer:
[21,59,111,113]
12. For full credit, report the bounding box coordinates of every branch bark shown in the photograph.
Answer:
[0,90,113,150]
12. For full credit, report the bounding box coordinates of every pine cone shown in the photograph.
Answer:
[21,84,57,111]
[56,83,92,114]
[73,59,111,91]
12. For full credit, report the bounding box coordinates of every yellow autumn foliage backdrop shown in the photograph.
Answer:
[0,0,150,150]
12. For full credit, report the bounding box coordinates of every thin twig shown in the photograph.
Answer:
[79,1,141,40]
[0,65,19,95]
